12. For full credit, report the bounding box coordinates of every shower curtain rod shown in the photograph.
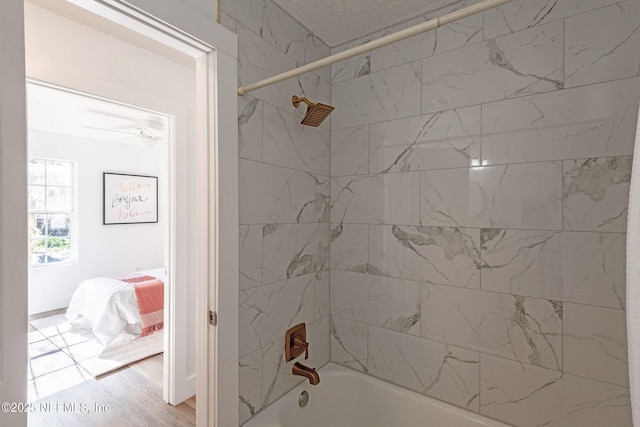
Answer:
[237,0,513,96]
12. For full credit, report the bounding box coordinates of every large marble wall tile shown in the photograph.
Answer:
[329,223,368,272]
[221,0,263,36]
[262,0,330,68]
[238,94,262,162]
[422,284,562,370]
[261,338,303,407]
[369,225,481,288]
[422,22,563,114]
[262,223,329,284]
[370,14,483,73]
[331,50,371,84]
[330,270,421,335]
[421,162,562,230]
[306,316,330,369]
[562,156,632,232]
[332,62,421,130]
[219,12,237,34]
[331,173,420,225]
[482,78,640,165]
[331,126,369,177]
[480,229,562,300]
[239,224,263,291]
[239,274,317,358]
[565,1,640,88]
[562,232,626,309]
[239,160,329,224]
[369,107,481,174]
[483,0,620,39]
[480,353,632,427]
[239,348,262,424]
[262,103,330,175]
[564,303,628,387]
[368,326,480,411]
[331,316,368,372]
[315,271,330,320]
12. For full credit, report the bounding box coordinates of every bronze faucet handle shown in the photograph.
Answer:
[293,336,309,359]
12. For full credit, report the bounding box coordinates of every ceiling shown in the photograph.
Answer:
[271,0,467,47]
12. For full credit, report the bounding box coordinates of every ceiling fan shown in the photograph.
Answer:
[81,119,164,146]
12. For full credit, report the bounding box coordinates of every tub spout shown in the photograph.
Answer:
[292,362,320,385]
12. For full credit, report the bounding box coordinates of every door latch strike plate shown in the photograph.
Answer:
[209,310,217,326]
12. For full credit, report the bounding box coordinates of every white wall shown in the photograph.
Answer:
[28,131,166,314]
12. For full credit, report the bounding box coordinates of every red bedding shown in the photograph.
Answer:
[121,275,164,336]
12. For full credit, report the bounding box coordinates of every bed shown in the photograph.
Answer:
[65,267,165,347]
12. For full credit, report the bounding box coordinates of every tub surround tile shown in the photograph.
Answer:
[483,0,620,39]
[368,326,480,411]
[329,223,369,272]
[331,316,368,372]
[368,107,481,174]
[331,270,421,336]
[331,49,371,85]
[421,284,563,370]
[219,12,237,34]
[332,62,421,130]
[239,349,262,424]
[565,1,640,88]
[564,303,628,387]
[481,78,640,165]
[262,223,329,285]
[421,162,562,230]
[481,229,562,300]
[239,160,329,224]
[331,126,369,177]
[261,338,303,407]
[238,95,262,162]
[315,271,330,320]
[221,0,263,36]
[262,103,330,176]
[421,22,563,114]
[562,232,626,309]
[562,157,632,232]
[307,316,331,369]
[368,225,481,288]
[331,173,420,225]
[239,225,263,291]
[480,353,632,427]
[239,274,317,358]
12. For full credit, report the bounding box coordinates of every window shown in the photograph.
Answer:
[28,158,76,266]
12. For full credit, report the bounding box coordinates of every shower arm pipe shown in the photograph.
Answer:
[237,0,513,96]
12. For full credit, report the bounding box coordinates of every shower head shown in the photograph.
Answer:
[292,96,334,127]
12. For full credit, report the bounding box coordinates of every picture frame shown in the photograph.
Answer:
[103,172,158,225]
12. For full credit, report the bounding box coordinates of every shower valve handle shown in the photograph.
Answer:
[293,336,309,359]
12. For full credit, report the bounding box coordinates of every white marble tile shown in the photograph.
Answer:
[239,274,317,358]
[221,0,263,36]
[330,50,371,84]
[331,316,368,372]
[421,162,562,230]
[329,223,368,272]
[219,12,237,34]
[480,353,632,427]
[368,326,480,411]
[562,232,626,309]
[330,270,421,336]
[315,270,330,320]
[239,160,329,224]
[482,78,640,165]
[369,225,481,288]
[422,21,563,114]
[261,338,304,406]
[369,107,481,173]
[564,303,628,387]
[370,14,483,73]
[239,224,262,291]
[306,316,330,369]
[481,229,562,300]
[238,95,262,162]
[422,284,563,370]
[262,223,329,285]
[331,126,369,177]
[563,156,632,232]
[331,173,420,225]
[565,0,640,88]
[262,103,330,175]
[332,62,422,130]
[239,349,262,424]
[484,0,621,39]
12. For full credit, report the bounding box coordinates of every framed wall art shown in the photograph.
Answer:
[103,172,158,225]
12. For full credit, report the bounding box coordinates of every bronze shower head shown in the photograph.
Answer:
[292,96,334,127]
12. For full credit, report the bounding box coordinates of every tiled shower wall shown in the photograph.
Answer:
[329,0,640,426]
[221,1,332,424]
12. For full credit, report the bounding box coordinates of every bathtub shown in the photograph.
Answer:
[243,363,512,427]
